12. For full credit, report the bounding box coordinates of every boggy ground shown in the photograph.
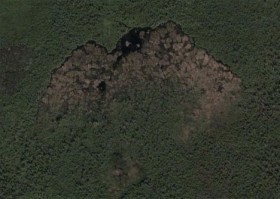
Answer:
[40,21,241,123]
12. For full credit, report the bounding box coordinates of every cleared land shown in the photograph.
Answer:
[41,21,240,123]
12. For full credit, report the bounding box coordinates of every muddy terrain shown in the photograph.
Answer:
[40,21,241,123]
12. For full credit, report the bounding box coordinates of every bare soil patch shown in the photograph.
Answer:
[40,20,241,131]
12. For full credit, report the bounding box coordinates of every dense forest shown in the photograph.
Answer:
[0,0,279,198]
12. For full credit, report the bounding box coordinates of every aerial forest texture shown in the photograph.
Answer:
[0,0,279,198]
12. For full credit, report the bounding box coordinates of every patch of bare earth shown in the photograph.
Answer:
[40,21,240,126]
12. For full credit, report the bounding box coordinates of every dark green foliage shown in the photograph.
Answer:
[0,46,30,95]
[0,0,279,198]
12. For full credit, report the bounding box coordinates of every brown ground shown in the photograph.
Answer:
[40,21,241,126]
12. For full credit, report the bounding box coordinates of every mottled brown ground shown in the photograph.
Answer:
[40,21,240,124]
